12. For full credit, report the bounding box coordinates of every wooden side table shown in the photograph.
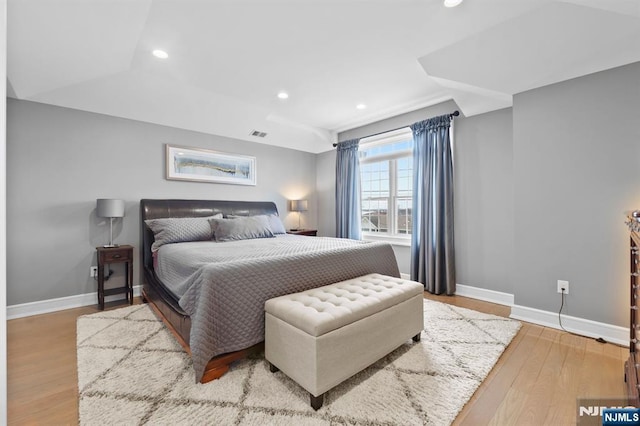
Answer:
[287,229,318,236]
[96,245,134,310]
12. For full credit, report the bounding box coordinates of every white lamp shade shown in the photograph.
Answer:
[96,199,125,218]
[290,200,308,212]
[443,0,463,7]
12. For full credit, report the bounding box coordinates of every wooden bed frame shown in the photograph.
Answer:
[139,199,280,383]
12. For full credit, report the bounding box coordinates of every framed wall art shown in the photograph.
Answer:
[165,144,257,186]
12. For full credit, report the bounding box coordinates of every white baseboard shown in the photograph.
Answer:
[7,285,142,320]
[400,277,515,307]
[400,273,514,306]
[455,283,514,306]
[510,304,629,347]
[446,281,629,347]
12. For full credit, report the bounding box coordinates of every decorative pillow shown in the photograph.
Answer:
[225,214,286,234]
[209,215,274,242]
[266,214,286,234]
[145,214,222,252]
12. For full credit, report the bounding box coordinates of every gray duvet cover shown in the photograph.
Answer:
[155,235,401,381]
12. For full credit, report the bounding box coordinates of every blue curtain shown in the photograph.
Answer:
[335,139,362,240]
[410,114,455,295]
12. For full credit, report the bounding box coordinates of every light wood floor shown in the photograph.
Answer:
[7,295,629,425]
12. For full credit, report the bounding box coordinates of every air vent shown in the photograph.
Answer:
[250,130,267,138]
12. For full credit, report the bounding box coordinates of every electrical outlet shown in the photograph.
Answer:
[90,266,98,278]
[557,280,569,294]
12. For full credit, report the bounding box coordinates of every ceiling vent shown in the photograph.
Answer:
[250,130,267,138]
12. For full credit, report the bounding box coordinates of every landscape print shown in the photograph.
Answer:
[166,144,256,185]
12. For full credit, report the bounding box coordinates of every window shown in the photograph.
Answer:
[359,128,413,243]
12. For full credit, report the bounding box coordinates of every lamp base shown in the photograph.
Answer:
[102,244,120,248]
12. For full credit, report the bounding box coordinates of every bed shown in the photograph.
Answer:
[140,199,401,383]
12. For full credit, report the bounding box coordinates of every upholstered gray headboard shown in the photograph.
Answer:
[139,199,279,271]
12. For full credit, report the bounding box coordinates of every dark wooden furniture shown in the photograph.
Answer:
[626,213,640,407]
[96,245,134,310]
[287,229,318,236]
[140,199,280,383]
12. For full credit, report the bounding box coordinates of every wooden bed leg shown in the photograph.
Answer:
[268,362,279,373]
[198,342,265,384]
[200,364,230,383]
[310,393,324,410]
[412,333,421,342]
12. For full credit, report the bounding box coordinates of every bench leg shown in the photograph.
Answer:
[412,333,421,342]
[268,362,280,373]
[310,393,324,411]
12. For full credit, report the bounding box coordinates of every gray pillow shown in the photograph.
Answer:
[226,213,286,234]
[266,214,286,234]
[227,214,286,234]
[210,215,274,242]
[145,214,223,251]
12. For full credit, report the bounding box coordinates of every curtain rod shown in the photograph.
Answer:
[333,110,459,147]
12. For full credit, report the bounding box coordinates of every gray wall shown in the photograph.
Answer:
[7,99,317,305]
[513,61,640,326]
[315,149,335,238]
[454,108,514,294]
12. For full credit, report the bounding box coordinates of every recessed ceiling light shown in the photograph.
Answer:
[152,49,169,59]
[277,92,289,99]
[356,104,367,110]
[444,0,463,7]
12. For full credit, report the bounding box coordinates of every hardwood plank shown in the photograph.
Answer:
[515,329,569,425]
[487,325,554,424]
[542,331,587,425]
[487,387,529,426]
[7,299,142,426]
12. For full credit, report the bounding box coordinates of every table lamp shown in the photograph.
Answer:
[96,199,125,247]
[289,199,308,231]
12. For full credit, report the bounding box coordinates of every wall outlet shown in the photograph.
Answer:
[90,266,98,278]
[557,280,569,294]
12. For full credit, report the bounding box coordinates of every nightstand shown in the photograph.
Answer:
[96,245,134,310]
[287,229,318,236]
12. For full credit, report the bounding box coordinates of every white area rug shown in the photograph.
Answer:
[77,300,520,425]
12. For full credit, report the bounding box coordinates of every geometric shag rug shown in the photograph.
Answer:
[77,300,520,426]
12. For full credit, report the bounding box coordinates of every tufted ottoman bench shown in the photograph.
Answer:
[264,273,424,410]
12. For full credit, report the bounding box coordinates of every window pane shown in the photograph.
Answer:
[361,199,388,233]
[361,160,389,199]
[396,198,412,235]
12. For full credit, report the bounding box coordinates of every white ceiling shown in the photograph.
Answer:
[7,0,640,153]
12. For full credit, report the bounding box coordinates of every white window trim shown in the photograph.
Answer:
[362,232,411,247]
[359,127,413,245]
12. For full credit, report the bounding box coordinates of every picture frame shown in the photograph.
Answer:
[165,144,257,186]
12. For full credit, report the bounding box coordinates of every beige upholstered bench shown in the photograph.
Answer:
[264,273,424,410]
